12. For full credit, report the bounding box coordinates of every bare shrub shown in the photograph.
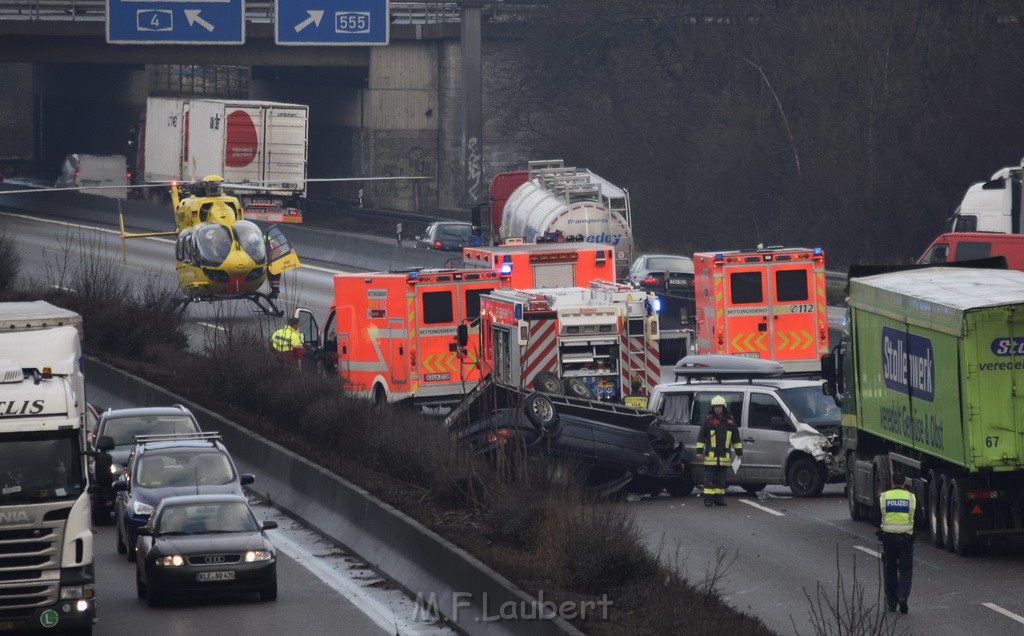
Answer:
[800,547,905,636]
[0,226,22,296]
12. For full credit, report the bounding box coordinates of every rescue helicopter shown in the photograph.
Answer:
[117,175,300,317]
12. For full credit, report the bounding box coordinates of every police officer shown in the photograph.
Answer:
[878,472,916,614]
[271,317,305,365]
[695,395,742,507]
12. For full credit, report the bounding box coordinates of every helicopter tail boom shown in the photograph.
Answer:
[118,213,176,261]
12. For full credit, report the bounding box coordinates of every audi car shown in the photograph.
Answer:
[135,494,277,606]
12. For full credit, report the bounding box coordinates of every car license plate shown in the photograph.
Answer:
[1,621,16,631]
[197,570,236,582]
[669,279,686,286]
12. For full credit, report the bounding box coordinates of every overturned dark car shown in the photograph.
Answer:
[447,381,694,497]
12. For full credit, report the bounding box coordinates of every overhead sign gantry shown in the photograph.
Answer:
[106,0,244,44]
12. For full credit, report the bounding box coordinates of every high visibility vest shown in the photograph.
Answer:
[696,414,743,467]
[879,488,916,535]
[272,325,302,353]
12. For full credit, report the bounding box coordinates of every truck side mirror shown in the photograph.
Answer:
[97,435,115,452]
[820,353,836,383]
[456,324,468,348]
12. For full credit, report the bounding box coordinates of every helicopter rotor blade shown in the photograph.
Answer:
[0,183,177,195]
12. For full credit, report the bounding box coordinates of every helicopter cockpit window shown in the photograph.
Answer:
[234,221,267,263]
[196,224,233,265]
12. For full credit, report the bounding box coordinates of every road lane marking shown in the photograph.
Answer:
[854,545,880,558]
[738,498,785,516]
[983,602,1024,625]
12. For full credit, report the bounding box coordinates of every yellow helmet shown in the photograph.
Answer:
[711,395,727,407]
[201,175,224,196]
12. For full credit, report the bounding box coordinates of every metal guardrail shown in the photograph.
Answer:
[0,0,463,22]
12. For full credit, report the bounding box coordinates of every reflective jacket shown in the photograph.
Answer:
[696,412,743,467]
[880,487,916,535]
[271,325,303,353]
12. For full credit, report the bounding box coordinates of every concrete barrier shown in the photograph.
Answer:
[85,357,584,636]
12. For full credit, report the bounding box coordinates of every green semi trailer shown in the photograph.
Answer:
[822,266,1024,555]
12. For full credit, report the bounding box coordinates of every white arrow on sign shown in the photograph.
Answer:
[184,9,215,32]
[294,10,324,33]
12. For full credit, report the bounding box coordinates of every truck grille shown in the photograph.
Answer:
[0,505,67,610]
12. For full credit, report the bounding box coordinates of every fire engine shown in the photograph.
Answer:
[296,268,510,406]
[693,246,828,374]
[461,242,618,288]
[478,280,661,402]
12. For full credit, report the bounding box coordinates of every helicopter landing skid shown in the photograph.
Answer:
[246,292,285,317]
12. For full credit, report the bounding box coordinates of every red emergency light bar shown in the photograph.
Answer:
[528,252,579,264]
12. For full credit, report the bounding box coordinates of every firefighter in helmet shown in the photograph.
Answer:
[695,395,742,507]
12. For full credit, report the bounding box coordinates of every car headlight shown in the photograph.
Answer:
[132,500,154,516]
[156,555,185,567]
[244,550,273,562]
[109,463,123,475]
[59,584,95,600]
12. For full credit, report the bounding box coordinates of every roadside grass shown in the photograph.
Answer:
[1,230,780,635]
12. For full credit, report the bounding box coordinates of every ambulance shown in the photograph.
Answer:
[297,268,510,406]
[692,246,828,374]
[461,242,619,288]
[478,280,661,402]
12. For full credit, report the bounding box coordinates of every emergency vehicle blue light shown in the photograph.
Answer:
[714,253,724,262]
[514,304,523,320]
[500,263,513,274]
[407,272,419,280]
[651,297,662,313]
[813,247,823,256]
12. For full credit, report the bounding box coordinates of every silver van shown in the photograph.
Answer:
[648,356,844,497]
[55,153,128,199]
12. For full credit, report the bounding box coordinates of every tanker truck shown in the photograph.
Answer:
[488,160,634,280]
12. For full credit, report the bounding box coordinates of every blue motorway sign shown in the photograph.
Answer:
[276,0,389,46]
[106,0,244,44]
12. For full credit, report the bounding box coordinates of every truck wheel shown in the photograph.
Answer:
[847,452,868,521]
[788,457,824,498]
[939,474,954,552]
[523,392,559,434]
[563,377,595,399]
[871,456,892,524]
[373,384,386,407]
[532,371,563,395]
[948,478,975,556]
[928,470,944,547]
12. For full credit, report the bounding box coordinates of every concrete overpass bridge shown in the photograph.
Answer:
[0,1,525,212]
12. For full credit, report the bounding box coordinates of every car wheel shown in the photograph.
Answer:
[563,377,595,399]
[136,572,148,599]
[928,469,944,548]
[147,583,162,608]
[260,580,278,602]
[741,483,766,495]
[665,471,695,497]
[788,457,825,498]
[126,532,137,563]
[532,370,563,395]
[116,525,126,555]
[523,392,559,434]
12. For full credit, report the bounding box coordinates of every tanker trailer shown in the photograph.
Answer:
[498,160,633,279]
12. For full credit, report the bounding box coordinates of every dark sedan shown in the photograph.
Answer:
[415,221,483,251]
[114,436,255,562]
[451,388,693,497]
[135,494,278,606]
